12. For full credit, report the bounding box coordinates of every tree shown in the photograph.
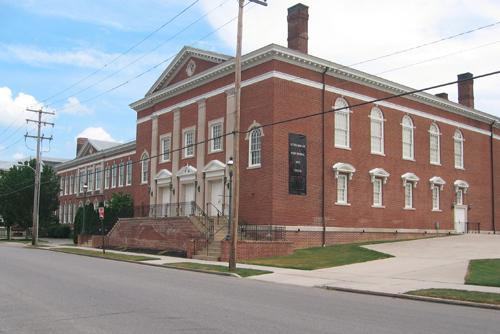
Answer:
[0,160,59,237]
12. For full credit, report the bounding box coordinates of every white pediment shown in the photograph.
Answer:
[203,160,226,179]
[369,168,390,184]
[454,180,469,193]
[401,172,420,188]
[177,164,197,182]
[429,176,446,190]
[332,162,356,180]
[155,169,172,185]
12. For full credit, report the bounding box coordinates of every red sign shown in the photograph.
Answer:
[98,207,105,219]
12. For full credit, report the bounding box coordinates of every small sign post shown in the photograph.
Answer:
[98,207,105,254]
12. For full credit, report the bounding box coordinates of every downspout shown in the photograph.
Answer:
[321,66,329,247]
[491,121,497,234]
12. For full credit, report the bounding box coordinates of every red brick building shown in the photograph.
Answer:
[57,3,499,256]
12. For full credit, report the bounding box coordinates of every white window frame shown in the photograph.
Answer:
[334,98,351,149]
[104,166,110,190]
[87,167,93,192]
[373,178,383,207]
[118,162,125,187]
[183,127,195,158]
[432,185,440,211]
[370,107,384,155]
[79,168,86,193]
[69,175,74,194]
[141,152,149,184]
[160,134,172,162]
[429,123,441,165]
[402,116,415,160]
[111,164,117,188]
[60,177,64,196]
[95,166,101,191]
[454,129,464,169]
[209,119,224,153]
[248,127,262,168]
[336,174,348,205]
[126,160,132,186]
[404,182,413,209]
[456,189,464,205]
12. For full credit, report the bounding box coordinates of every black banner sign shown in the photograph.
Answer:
[289,133,307,195]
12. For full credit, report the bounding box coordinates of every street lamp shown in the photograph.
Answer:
[226,157,234,243]
[18,162,42,246]
[81,183,88,236]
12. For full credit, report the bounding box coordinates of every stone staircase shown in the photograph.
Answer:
[192,216,228,261]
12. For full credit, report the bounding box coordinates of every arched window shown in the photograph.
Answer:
[429,123,440,165]
[370,107,384,154]
[249,128,262,167]
[334,98,350,148]
[141,152,149,184]
[402,116,414,160]
[454,130,464,168]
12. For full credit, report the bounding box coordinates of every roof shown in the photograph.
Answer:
[87,139,121,151]
[130,43,500,128]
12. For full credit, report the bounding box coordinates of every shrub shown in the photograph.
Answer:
[47,224,71,238]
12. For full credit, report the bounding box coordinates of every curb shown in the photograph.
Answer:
[322,286,500,311]
[31,246,242,279]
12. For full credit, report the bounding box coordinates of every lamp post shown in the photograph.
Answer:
[18,162,41,246]
[226,157,234,244]
[81,183,88,236]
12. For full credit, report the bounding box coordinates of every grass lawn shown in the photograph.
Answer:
[53,247,159,262]
[407,289,500,305]
[243,242,393,270]
[465,259,500,287]
[165,262,272,277]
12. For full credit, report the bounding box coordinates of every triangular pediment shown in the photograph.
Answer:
[146,46,231,96]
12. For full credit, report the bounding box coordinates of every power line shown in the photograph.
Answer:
[36,0,201,107]
[39,69,500,196]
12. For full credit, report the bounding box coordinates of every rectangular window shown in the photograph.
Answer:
[404,183,413,209]
[403,127,413,159]
[430,134,440,164]
[87,168,93,191]
[184,129,195,158]
[118,162,125,187]
[336,174,348,204]
[79,168,86,193]
[210,122,223,152]
[335,111,349,148]
[95,166,101,191]
[104,167,110,190]
[456,189,463,205]
[161,136,171,162]
[432,185,440,211]
[371,120,383,154]
[126,160,132,186]
[454,140,463,168]
[60,178,64,196]
[373,179,382,207]
[111,164,117,188]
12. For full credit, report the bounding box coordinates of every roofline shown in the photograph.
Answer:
[55,141,136,172]
[130,43,500,126]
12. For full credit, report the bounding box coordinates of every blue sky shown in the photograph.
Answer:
[1,0,499,162]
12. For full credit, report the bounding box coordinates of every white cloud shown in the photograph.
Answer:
[76,127,116,142]
[12,152,26,161]
[0,87,41,127]
[199,0,500,117]
[60,97,93,115]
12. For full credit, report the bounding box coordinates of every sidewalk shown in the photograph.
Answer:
[39,234,500,296]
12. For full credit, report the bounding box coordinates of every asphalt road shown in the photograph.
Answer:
[0,244,498,334]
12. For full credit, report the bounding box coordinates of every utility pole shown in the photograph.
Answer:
[25,108,54,246]
[229,0,267,272]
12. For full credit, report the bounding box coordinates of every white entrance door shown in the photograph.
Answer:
[209,180,224,216]
[454,206,467,233]
[160,186,170,216]
[183,183,195,203]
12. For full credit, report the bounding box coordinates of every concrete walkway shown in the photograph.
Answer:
[34,234,500,295]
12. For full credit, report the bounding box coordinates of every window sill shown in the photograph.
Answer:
[335,202,351,206]
[371,152,385,156]
[403,207,416,211]
[247,164,261,170]
[182,155,195,160]
[403,157,416,162]
[432,209,442,212]
[159,159,171,164]
[455,166,465,170]
[430,162,441,166]
[335,145,351,151]
[371,205,385,209]
[208,149,223,155]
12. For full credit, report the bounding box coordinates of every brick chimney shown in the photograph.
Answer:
[435,92,448,100]
[76,137,88,156]
[457,72,474,108]
[287,3,309,54]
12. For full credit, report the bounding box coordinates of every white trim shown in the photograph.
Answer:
[203,159,226,179]
[284,225,454,234]
[429,176,446,190]
[369,168,390,184]
[135,70,500,141]
[177,164,197,183]
[401,172,420,187]
[182,126,196,159]
[56,150,136,174]
[159,133,172,163]
[208,118,224,153]
[155,169,172,186]
[332,162,356,180]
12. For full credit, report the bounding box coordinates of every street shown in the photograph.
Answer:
[0,244,498,334]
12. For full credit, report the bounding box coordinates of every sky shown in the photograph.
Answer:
[1,0,499,162]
